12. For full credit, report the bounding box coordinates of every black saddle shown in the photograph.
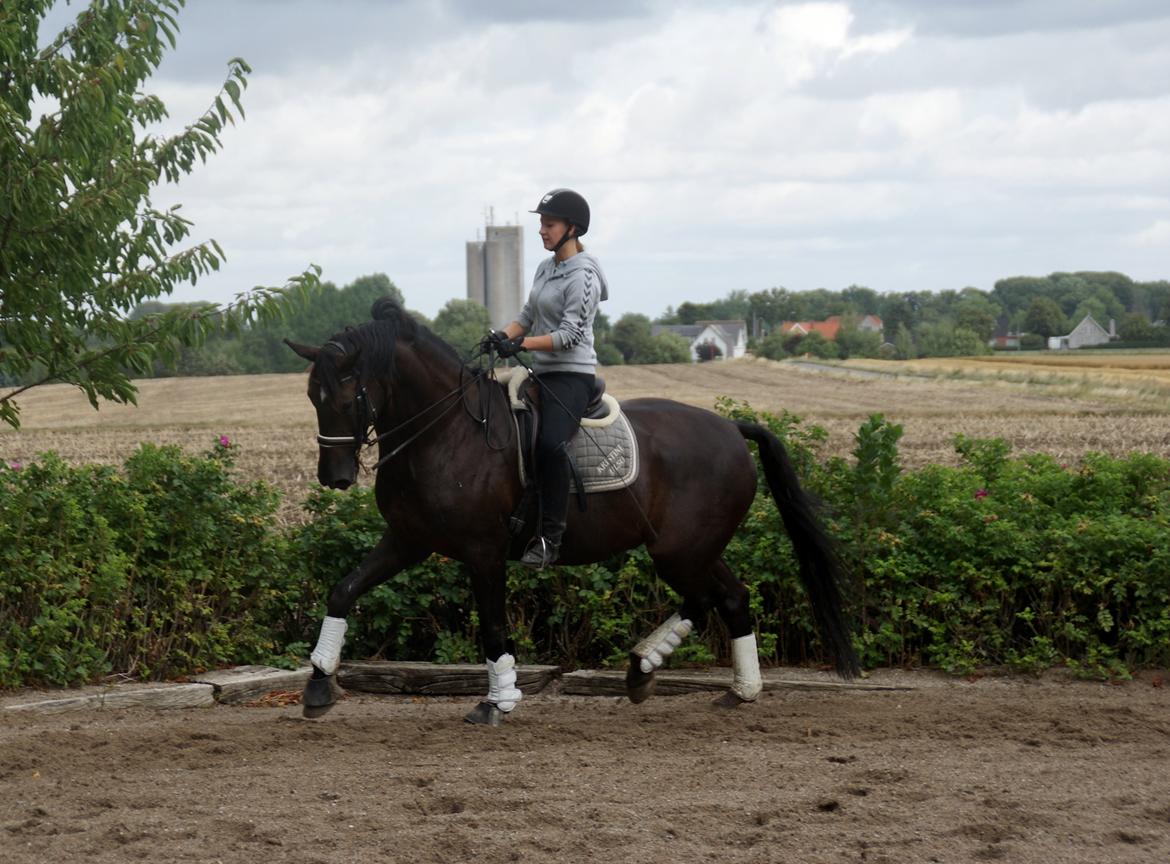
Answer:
[584,376,608,420]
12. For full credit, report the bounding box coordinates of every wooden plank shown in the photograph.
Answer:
[101,684,215,710]
[338,661,561,696]
[561,669,727,697]
[4,693,105,714]
[560,669,916,697]
[4,683,215,714]
[193,665,313,704]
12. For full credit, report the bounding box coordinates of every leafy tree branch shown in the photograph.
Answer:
[0,0,320,428]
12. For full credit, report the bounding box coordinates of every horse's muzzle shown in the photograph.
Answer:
[318,452,358,490]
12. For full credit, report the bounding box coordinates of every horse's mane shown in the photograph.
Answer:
[314,296,468,397]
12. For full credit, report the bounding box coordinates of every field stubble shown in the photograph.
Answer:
[3,357,1168,524]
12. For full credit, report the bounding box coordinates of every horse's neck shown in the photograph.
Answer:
[375,338,476,444]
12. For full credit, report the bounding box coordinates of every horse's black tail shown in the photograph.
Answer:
[736,421,861,679]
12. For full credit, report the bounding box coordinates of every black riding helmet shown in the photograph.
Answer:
[531,188,590,242]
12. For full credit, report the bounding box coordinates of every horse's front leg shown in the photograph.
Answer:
[464,558,520,726]
[303,529,425,718]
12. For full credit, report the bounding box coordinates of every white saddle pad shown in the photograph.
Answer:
[494,367,640,494]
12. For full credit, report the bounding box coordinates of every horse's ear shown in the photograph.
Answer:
[336,346,361,374]
[284,339,320,363]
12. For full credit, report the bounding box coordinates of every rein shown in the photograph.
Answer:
[368,374,482,469]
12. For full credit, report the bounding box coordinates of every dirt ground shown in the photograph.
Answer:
[3,671,1168,864]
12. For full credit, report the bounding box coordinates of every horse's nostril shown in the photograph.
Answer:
[330,478,352,491]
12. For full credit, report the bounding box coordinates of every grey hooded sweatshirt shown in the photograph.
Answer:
[516,251,609,375]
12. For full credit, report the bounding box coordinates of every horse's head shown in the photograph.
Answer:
[285,337,371,490]
[286,297,471,488]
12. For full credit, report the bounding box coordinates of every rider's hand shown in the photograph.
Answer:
[481,330,509,353]
[495,335,526,358]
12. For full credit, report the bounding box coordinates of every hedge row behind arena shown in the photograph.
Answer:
[2,403,1168,692]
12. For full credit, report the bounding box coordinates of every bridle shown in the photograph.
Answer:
[315,378,378,450]
[315,341,379,451]
[313,340,507,471]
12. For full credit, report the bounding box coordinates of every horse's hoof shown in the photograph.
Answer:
[714,690,750,710]
[302,672,342,719]
[626,652,657,704]
[464,701,506,726]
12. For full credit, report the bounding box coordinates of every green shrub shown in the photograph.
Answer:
[3,410,1169,690]
[0,456,130,687]
[0,440,294,687]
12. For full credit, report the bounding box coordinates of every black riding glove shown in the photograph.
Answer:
[480,330,508,354]
[495,335,526,358]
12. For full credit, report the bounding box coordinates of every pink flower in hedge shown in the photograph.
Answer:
[7,460,20,471]
[217,435,231,449]
[974,488,988,500]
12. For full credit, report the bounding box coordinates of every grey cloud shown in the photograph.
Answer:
[798,12,1170,112]
[152,1,445,80]
[442,0,655,23]
[851,0,1170,37]
[36,1,1170,319]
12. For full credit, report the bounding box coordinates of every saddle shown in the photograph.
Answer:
[492,367,640,529]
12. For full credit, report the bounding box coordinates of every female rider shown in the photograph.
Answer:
[491,188,608,569]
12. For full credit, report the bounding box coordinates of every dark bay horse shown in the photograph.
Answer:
[287,297,859,724]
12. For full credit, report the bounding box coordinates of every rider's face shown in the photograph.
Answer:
[539,215,572,250]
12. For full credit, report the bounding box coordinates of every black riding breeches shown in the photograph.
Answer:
[535,372,594,532]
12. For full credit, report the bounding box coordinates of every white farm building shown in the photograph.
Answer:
[651,320,748,362]
[1047,315,1116,350]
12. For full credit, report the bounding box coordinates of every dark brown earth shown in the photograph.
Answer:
[3,670,1169,863]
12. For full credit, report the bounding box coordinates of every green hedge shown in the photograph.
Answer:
[2,409,1168,690]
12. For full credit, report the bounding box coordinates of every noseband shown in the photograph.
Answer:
[316,341,377,451]
[315,380,376,449]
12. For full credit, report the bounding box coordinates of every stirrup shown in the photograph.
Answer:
[520,536,559,570]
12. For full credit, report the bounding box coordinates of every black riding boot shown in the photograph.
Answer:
[519,514,566,569]
[521,442,571,570]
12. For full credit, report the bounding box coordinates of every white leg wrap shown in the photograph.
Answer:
[633,614,694,674]
[731,633,763,701]
[310,616,347,675]
[486,653,522,713]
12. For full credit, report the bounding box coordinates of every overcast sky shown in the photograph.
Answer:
[45,0,1170,322]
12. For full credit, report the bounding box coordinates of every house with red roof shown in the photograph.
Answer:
[777,314,882,341]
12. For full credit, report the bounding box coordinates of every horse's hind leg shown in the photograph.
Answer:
[626,596,707,704]
[303,529,424,718]
[709,558,763,708]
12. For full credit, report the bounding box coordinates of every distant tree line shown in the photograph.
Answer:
[651,271,1170,361]
[101,269,1170,379]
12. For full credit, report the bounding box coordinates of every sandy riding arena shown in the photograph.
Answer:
[3,671,1168,863]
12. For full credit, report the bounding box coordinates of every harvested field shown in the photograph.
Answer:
[3,356,1169,523]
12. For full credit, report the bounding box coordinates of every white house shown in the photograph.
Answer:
[692,320,747,361]
[652,319,748,362]
[1047,315,1115,350]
